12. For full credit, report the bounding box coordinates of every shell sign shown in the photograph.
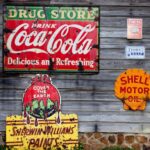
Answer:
[114,69,150,110]
[6,74,78,150]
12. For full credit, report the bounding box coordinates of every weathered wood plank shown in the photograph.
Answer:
[0,25,2,36]
[142,124,150,133]
[62,102,150,113]
[63,102,127,112]
[132,0,150,6]
[20,70,121,80]
[1,68,148,81]
[0,122,6,131]
[101,7,130,16]
[54,69,149,80]
[0,77,115,90]
[132,8,150,17]
[0,90,23,99]
[80,123,142,133]
[101,59,150,70]
[63,109,143,116]
[0,15,2,24]
[0,110,22,120]
[0,100,22,111]
[101,27,150,38]
[101,28,126,38]
[100,38,150,49]
[100,49,150,59]
[101,17,150,28]
[87,0,130,6]
[0,69,126,80]
[78,113,150,123]
[101,7,150,17]
[0,77,31,89]
[3,0,91,5]
[1,65,150,89]
[79,122,143,133]
[2,0,131,6]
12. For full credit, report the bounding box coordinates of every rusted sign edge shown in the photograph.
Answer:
[3,4,100,75]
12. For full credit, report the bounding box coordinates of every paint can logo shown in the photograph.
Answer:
[23,74,61,125]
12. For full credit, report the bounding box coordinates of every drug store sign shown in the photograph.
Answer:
[3,5,100,73]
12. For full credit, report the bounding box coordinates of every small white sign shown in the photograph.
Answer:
[125,46,145,59]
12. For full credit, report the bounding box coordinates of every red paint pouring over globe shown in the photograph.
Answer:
[23,74,61,126]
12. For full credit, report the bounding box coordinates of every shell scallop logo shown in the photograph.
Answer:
[114,69,150,110]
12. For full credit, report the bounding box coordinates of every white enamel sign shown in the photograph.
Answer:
[125,46,145,59]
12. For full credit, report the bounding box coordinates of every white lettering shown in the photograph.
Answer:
[8,9,17,18]
[7,23,95,55]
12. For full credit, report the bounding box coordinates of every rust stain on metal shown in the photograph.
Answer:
[78,62,84,72]
[4,28,12,33]
[92,44,99,49]
[4,48,10,56]
[48,58,54,71]
[94,16,99,22]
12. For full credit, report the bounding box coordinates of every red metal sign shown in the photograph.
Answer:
[3,5,100,73]
[127,18,143,39]
[23,74,61,124]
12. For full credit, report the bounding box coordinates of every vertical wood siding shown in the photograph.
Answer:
[1,0,150,133]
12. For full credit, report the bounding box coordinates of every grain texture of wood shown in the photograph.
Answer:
[2,0,131,6]
[101,17,150,28]
[101,7,150,17]
[1,0,150,133]
[0,78,115,91]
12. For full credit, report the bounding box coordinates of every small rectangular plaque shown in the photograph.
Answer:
[127,18,143,39]
[125,46,145,59]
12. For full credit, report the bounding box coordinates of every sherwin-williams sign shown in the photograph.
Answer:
[114,69,150,111]
[3,6,100,73]
[6,114,78,150]
[6,74,78,150]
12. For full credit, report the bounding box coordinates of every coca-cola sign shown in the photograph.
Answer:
[3,5,100,73]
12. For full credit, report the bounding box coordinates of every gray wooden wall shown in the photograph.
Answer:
[1,0,150,133]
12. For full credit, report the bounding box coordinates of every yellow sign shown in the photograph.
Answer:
[6,113,78,150]
[115,69,150,110]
